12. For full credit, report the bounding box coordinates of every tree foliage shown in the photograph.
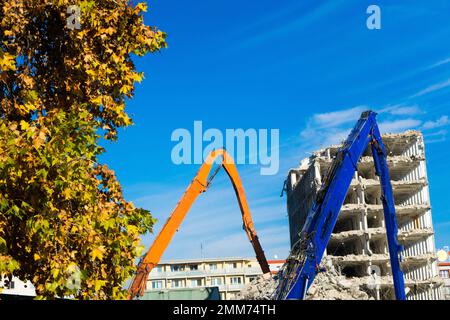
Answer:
[0,0,166,299]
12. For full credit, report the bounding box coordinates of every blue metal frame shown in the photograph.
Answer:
[278,111,406,300]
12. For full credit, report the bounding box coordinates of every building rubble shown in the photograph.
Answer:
[236,258,373,300]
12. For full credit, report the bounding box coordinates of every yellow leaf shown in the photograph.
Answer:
[20,120,29,130]
[94,280,106,291]
[91,246,106,261]
[34,253,40,261]
[63,188,71,199]
[135,244,144,257]
[0,51,16,72]
[136,3,148,12]
[33,131,46,149]
[91,96,103,106]
[51,268,59,278]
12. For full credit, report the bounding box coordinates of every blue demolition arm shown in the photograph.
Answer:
[279,111,406,300]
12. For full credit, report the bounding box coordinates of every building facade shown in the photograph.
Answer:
[146,257,284,300]
[437,249,450,300]
[0,276,35,298]
[286,131,443,300]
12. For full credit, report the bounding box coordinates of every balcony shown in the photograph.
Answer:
[226,284,245,291]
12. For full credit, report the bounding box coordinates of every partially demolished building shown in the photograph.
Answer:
[286,131,443,300]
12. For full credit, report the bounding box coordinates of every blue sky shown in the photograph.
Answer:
[100,0,450,261]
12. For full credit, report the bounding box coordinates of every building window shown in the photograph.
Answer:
[228,262,238,269]
[248,276,257,283]
[190,279,202,287]
[230,277,242,285]
[189,264,198,271]
[151,280,163,289]
[171,265,185,272]
[209,263,217,270]
[172,279,183,288]
[439,270,449,278]
[8,281,15,289]
[155,266,163,273]
[211,277,222,286]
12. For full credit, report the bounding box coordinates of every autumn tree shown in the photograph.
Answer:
[0,0,166,299]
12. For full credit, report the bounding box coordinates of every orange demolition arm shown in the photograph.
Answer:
[128,149,270,299]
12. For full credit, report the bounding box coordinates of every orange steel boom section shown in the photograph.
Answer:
[128,149,270,299]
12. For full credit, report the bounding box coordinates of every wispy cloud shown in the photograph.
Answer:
[312,106,367,128]
[425,135,447,144]
[299,106,368,148]
[427,56,450,69]
[378,119,422,133]
[424,129,447,137]
[422,127,448,144]
[379,105,424,116]
[410,78,450,98]
[297,105,442,152]
[300,106,423,147]
[299,104,450,151]
[222,1,344,55]
[422,115,450,130]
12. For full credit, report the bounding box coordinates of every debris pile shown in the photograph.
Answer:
[235,273,277,300]
[305,265,371,300]
[236,258,373,300]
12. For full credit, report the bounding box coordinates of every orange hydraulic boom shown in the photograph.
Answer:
[128,149,270,299]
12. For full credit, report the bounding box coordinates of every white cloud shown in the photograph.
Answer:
[422,128,448,144]
[428,57,450,69]
[422,115,450,130]
[312,106,367,128]
[424,129,447,137]
[378,119,422,133]
[300,106,450,150]
[425,136,447,144]
[299,106,371,149]
[410,78,450,98]
[380,105,423,116]
[301,125,352,149]
[300,106,425,149]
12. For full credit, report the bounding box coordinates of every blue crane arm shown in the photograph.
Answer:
[277,110,406,300]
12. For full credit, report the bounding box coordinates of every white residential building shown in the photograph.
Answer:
[146,257,284,300]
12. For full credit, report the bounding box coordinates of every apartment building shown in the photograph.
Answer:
[437,248,450,300]
[146,257,283,300]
